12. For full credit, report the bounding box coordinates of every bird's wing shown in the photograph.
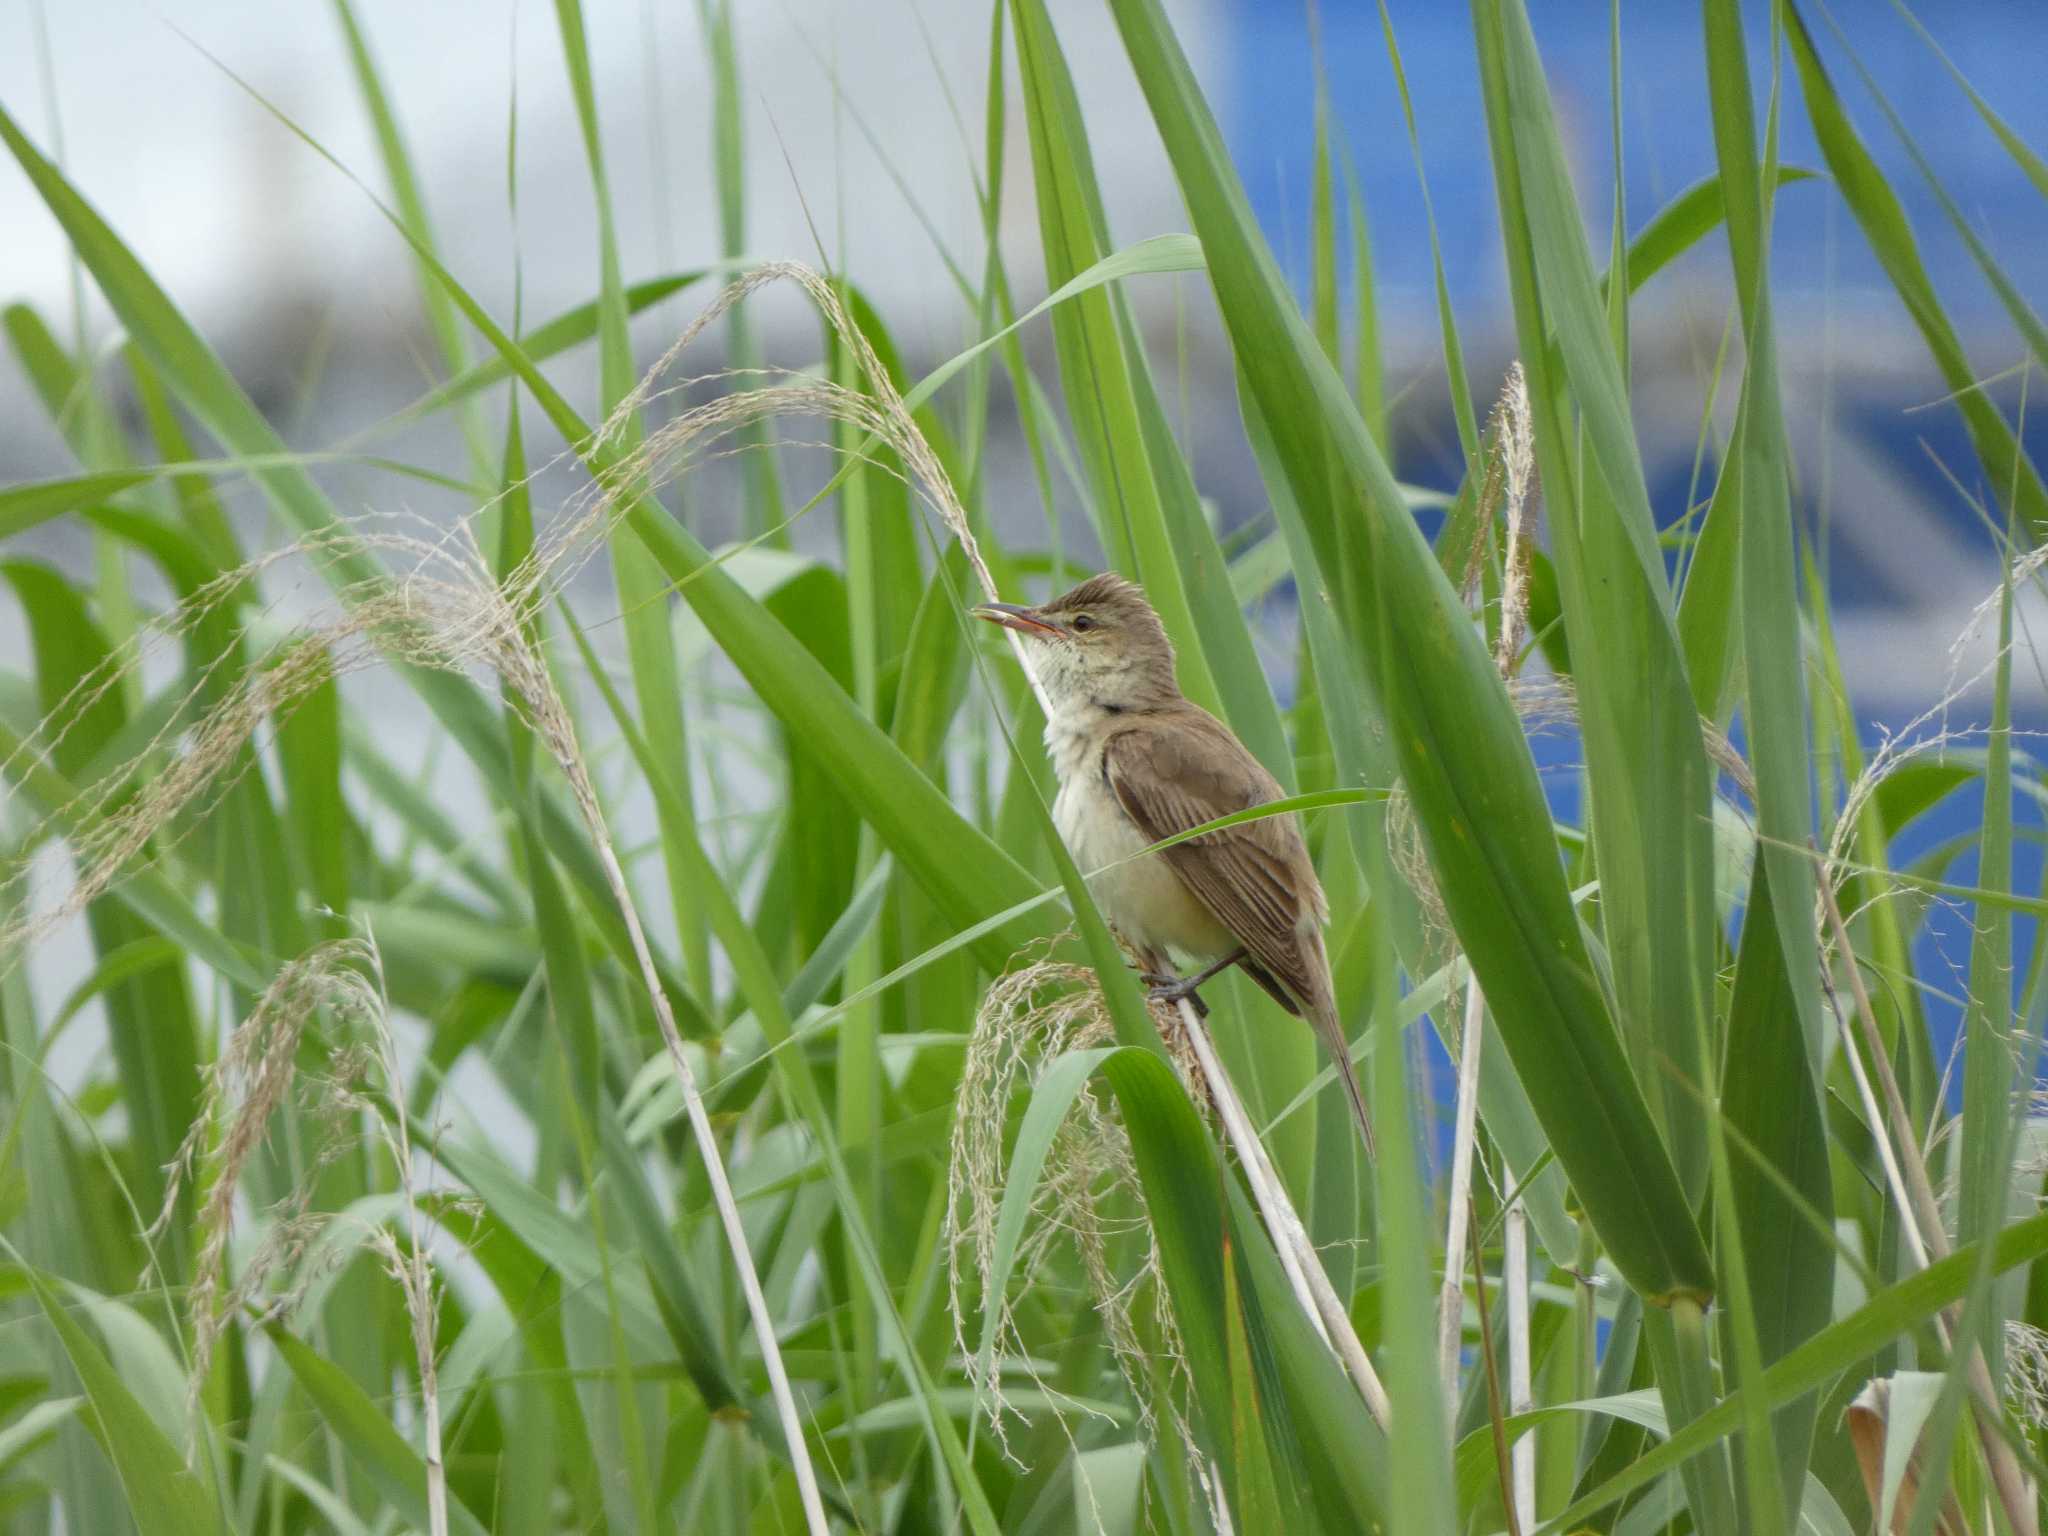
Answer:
[1102,710,1329,1011]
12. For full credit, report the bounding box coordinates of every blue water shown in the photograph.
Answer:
[1220,0,2048,587]
[1222,0,2048,334]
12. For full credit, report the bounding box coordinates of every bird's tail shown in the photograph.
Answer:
[1309,1000,1377,1162]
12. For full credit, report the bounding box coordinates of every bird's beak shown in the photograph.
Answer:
[972,602,1060,638]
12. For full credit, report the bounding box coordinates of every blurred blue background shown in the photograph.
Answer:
[1221,0,2048,596]
[1231,0,2047,326]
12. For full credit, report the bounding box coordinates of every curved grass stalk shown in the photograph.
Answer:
[1179,1005,1392,1425]
[1505,1201,1534,1530]
[1437,970,1488,1416]
[569,788,830,1534]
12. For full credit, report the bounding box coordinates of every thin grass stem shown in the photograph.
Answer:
[1436,969,1487,1418]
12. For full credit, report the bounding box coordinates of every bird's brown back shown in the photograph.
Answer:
[1101,703,1332,1015]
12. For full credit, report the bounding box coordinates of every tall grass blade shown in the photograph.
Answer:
[26,1270,216,1536]
[1372,0,1480,460]
[1008,0,1225,722]
[1815,5,2048,379]
[1470,0,1717,1205]
[1887,0,2048,202]
[1783,4,2048,542]
[331,0,493,476]
[1690,13,1842,1524]
[551,0,714,1009]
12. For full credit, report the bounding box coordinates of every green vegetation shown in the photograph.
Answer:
[0,0,2043,1531]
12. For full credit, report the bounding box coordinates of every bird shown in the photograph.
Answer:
[974,572,1375,1160]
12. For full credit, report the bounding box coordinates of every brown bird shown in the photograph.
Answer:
[975,573,1375,1160]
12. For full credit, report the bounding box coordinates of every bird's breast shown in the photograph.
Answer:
[1053,756,1234,962]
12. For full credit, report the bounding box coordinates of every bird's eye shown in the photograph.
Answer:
[1071,614,1095,633]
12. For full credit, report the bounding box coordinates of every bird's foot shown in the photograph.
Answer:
[1142,970,1210,1017]
[1137,948,1245,1018]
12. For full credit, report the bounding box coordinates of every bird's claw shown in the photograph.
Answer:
[1143,972,1210,1017]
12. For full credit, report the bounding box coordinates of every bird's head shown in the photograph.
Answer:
[974,573,1179,712]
